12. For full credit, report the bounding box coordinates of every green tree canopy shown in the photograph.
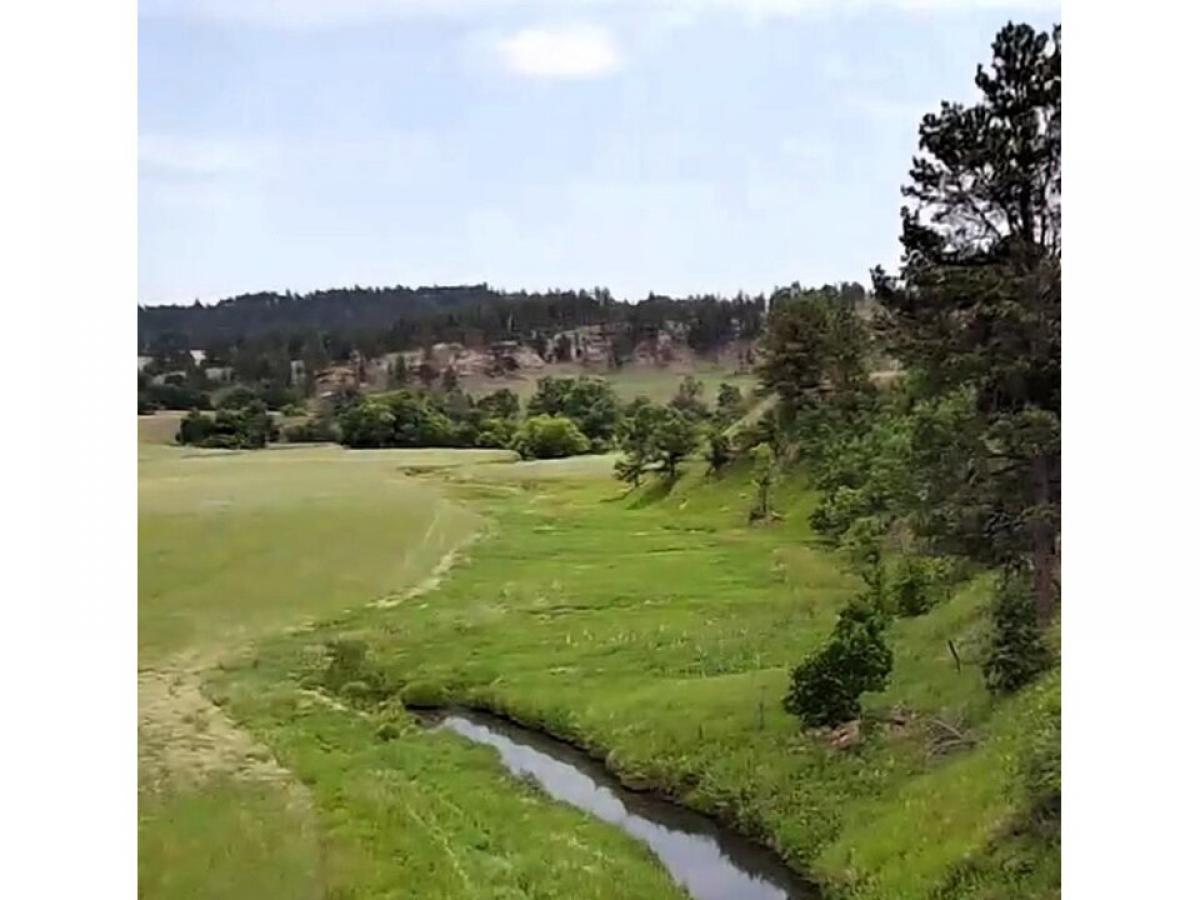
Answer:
[511,415,590,460]
[873,22,1061,622]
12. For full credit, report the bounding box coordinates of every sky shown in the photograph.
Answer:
[138,0,1059,306]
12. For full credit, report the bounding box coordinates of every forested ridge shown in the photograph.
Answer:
[138,283,777,360]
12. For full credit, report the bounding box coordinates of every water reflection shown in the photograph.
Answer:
[433,710,819,900]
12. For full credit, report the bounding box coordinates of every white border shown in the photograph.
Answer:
[1065,0,1200,895]
[3,1,137,896]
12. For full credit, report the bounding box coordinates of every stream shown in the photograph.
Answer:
[426,709,820,900]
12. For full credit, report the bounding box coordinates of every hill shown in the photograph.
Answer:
[137,283,776,359]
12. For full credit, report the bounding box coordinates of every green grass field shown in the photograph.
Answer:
[140,417,1057,899]
[460,362,757,405]
[138,436,502,899]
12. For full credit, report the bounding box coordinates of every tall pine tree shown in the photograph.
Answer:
[873,22,1061,622]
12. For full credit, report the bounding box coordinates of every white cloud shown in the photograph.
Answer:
[497,25,622,78]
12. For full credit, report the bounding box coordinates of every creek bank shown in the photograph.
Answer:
[414,706,821,900]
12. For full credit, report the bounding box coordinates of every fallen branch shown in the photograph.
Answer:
[926,715,978,759]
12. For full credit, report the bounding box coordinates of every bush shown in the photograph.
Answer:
[321,638,387,700]
[176,410,215,445]
[887,554,954,617]
[476,389,520,421]
[749,442,776,521]
[983,572,1052,694]
[145,382,211,411]
[283,418,339,443]
[784,600,893,727]
[527,376,620,447]
[511,415,590,460]
[259,382,300,411]
[339,680,373,703]
[474,417,516,449]
[337,391,459,449]
[176,402,276,449]
[216,385,259,410]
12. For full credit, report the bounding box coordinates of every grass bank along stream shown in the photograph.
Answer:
[425,708,820,900]
[210,453,1059,899]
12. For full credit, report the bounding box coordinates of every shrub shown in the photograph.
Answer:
[336,391,462,449]
[337,398,397,448]
[476,389,520,421]
[983,572,1052,694]
[511,415,590,460]
[146,382,211,410]
[258,382,299,411]
[474,417,516,449]
[339,680,373,703]
[176,410,215,445]
[176,405,276,449]
[321,638,388,700]
[784,600,893,727]
[216,385,259,410]
[283,418,339,443]
[749,443,776,521]
[527,376,620,447]
[887,554,954,617]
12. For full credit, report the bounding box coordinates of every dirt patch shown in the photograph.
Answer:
[370,530,483,609]
[138,653,297,793]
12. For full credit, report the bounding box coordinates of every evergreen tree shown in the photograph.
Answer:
[652,409,699,480]
[757,284,870,418]
[873,22,1061,622]
[983,569,1052,694]
[704,428,732,475]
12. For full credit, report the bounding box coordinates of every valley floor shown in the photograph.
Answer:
[138,433,1058,899]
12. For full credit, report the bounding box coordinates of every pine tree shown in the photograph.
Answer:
[874,22,1061,623]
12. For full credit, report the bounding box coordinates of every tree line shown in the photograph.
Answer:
[139,284,768,366]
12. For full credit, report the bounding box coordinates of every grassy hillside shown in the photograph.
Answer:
[200,452,1058,899]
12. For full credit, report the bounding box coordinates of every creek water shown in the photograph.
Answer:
[428,709,820,900]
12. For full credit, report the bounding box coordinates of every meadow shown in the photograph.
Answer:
[165,441,1058,899]
[138,432,506,898]
[459,362,757,405]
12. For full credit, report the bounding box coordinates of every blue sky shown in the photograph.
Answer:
[138,1,1059,305]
